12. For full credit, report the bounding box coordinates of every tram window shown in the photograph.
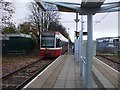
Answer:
[61,41,67,46]
[56,39,61,47]
[41,37,54,48]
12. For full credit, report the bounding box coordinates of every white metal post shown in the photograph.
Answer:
[74,39,77,61]
[68,28,70,54]
[75,13,79,62]
[75,13,79,33]
[86,14,93,88]
[80,15,83,76]
[75,39,79,62]
[78,35,80,64]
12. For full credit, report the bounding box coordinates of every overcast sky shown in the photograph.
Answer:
[10,0,119,42]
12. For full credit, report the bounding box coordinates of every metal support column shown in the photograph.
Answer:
[76,39,79,62]
[86,14,93,88]
[74,12,79,62]
[75,13,79,32]
[80,15,83,76]
[78,35,81,64]
[68,28,70,54]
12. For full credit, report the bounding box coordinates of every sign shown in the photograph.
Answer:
[75,31,79,38]
[83,32,88,35]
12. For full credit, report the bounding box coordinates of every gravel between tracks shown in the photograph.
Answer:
[2,55,41,77]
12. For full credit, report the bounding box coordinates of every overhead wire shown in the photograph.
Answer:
[94,12,110,26]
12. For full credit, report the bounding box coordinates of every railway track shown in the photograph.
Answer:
[2,58,55,90]
[96,55,120,64]
[96,55,119,71]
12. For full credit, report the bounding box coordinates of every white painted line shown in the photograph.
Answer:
[22,55,62,89]
[94,57,119,74]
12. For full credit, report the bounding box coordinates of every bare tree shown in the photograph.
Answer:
[44,10,60,31]
[28,2,60,32]
[0,0,15,29]
[28,2,42,34]
[28,2,44,48]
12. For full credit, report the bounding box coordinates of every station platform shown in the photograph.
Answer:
[23,53,119,89]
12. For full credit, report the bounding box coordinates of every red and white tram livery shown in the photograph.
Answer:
[40,31,68,57]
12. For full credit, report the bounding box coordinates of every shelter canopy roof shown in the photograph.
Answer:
[35,0,120,15]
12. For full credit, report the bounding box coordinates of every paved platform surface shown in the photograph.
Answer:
[93,57,119,89]
[23,54,119,89]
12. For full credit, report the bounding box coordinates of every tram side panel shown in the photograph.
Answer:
[40,48,62,57]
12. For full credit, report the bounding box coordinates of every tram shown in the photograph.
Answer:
[40,31,68,57]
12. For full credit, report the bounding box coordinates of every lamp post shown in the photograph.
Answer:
[74,13,79,39]
[68,28,70,54]
[74,12,79,62]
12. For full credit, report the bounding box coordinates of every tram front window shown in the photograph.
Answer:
[41,37,54,48]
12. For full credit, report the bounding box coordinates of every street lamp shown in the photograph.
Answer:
[68,28,70,54]
[74,12,79,39]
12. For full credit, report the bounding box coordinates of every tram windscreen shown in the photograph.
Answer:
[41,37,54,48]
